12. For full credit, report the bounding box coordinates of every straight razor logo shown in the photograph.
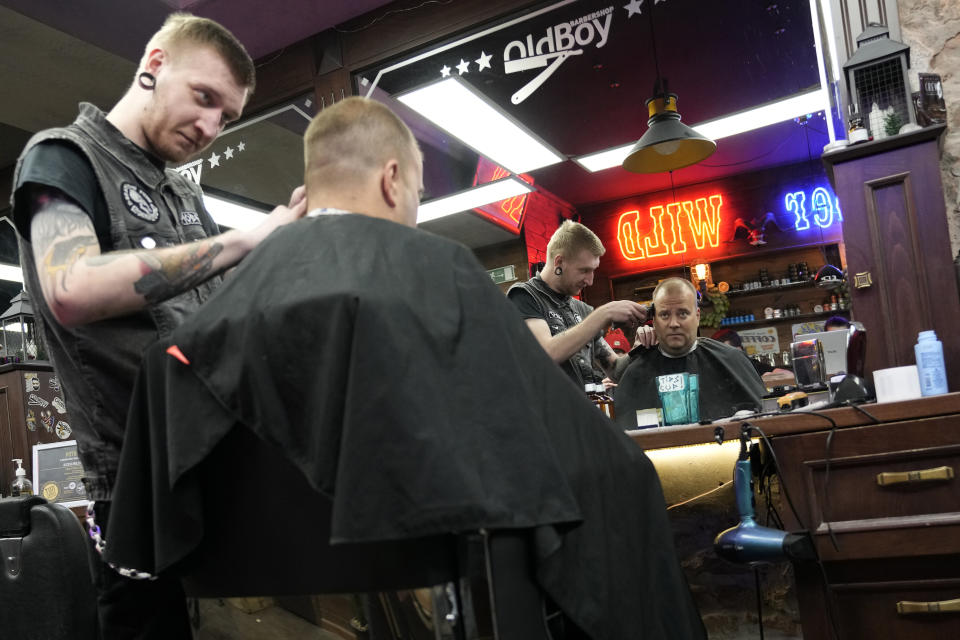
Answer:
[503,7,614,104]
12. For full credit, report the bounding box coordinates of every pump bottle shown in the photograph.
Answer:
[11,458,33,497]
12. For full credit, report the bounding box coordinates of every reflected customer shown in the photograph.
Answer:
[613,277,766,427]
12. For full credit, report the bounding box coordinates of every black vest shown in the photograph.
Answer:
[508,275,604,387]
[12,103,222,500]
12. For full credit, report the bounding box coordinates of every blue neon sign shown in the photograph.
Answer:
[784,187,843,231]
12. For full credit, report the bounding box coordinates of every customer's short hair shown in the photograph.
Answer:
[144,13,255,92]
[652,277,697,303]
[710,328,742,348]
[823,315,851,330]
[546,220,605,262]
[303,97,419,188]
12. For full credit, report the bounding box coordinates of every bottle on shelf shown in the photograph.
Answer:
[10,458,33,497]
[915,330,949,396]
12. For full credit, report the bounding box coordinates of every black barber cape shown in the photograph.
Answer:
[614,338,766,428]
[105,214,705,640]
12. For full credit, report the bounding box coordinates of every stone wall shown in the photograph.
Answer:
[898,0,960,256]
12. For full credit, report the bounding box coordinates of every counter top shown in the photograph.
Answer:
[628,392,960,450]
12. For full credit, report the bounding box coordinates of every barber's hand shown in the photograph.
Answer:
[599,300,647,328]
[634,325,658,348]
[246,186,308,248]
[279,185,308,222]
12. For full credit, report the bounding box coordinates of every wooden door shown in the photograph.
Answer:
[825,125,960,389]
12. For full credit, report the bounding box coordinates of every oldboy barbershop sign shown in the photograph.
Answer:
[362,0,672,106]
[503,6,613,104]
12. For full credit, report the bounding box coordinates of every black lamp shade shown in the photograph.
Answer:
[622,94,716,173]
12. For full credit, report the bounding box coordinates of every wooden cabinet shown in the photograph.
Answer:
[770,403,960,639]
[823,124,960,390]
[630,393,960,639]
[0,362,71,497]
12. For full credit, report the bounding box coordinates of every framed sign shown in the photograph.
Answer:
[32,440,87,507]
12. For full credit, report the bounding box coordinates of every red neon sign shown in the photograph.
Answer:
[490,166,527,223]
[617,194,723,261]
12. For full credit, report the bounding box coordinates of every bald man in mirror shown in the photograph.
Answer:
[613,277,765,427]
[507,220,653,389]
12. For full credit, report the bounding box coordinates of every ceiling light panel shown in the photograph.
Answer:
[418,176,533,224]
[397,77,564,174]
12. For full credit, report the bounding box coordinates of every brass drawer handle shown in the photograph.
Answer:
[897,598,960,614]
[876,465,955,486]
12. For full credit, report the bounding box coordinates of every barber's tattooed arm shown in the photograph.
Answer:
[27,181,305,327]
[596,340,620,380]
[132,242,223,304]
[27,185,229,326]
[30,187,102,300]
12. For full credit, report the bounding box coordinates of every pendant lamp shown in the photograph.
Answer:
[622,5,715,174]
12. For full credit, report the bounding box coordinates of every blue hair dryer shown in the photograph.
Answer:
[713,425,814,565]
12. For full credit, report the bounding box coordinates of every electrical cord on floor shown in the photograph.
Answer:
[723,402,882,640]
[754,566,765,640]
[741,420,843,640]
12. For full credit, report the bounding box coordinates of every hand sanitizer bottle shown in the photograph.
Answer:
[915,330,949,396]
[11,458,33,497]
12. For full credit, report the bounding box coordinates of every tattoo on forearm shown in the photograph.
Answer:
[133,241,224,304]
[31,192,101,294]
[597,342,618,373]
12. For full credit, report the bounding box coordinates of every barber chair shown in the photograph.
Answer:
[0,496,97,639]
[177,425,560,639]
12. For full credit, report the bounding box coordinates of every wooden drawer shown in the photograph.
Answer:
[805,443,960,521]
[771,416,960,560]
[832,578,960,640]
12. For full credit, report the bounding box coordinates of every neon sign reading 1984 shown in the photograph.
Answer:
[784,187,842,230]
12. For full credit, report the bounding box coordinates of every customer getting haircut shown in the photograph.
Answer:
[303,97,420,188]
[143,12,256,92]
[546,220,606,263]
[651,277,698,302]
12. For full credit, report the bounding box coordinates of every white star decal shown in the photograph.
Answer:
[208,151,220,168]
[624,0,643,17]
[224,146,234,159]
[475,51,493,71]
[456,58,470,75]
[440,64,451,78]
[237,141,245,152]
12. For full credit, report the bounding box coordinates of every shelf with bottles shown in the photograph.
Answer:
[714,308,850,330]
[724,278,817,298]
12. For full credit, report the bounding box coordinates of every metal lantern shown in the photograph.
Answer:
[1,290,38,361]
[843,24,915,140]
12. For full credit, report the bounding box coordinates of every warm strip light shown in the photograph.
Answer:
[574,89,829,172]
[202,194,268,231]
[417,176,533,224]
[0,263,24,284]
[397,77,564,174]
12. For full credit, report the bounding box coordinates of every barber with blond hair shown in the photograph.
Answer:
[508,220,653,388]
[11,13,306,637]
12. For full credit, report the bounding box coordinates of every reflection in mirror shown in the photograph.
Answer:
[174,94,318,214]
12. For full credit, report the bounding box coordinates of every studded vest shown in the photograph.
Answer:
[509,275,605,388]
[12,103,222,500]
